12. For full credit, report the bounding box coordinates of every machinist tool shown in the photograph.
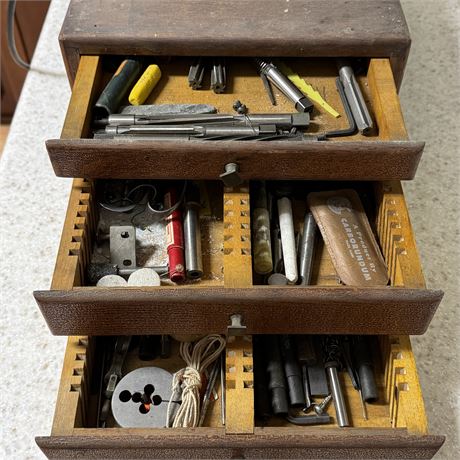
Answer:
[340,336,367,420]
[266,335,289,415]
[322,336,350,427]
[277,196,298,284]
[183,183,203,280]
[94,59,143,118]
[337,59,373,134]
[211,59,226,93]
[255,59,314,113]
[188,58,205,89]
[280,335,305,407]
[352,336,378,402]
[306,337,329,397]
[112,366,174,428]
[298,211,317,285]
[104,123,279,138]
[99,336,131,427]
[87,263,168,285]
[260,72,277,105]
[312,394,332,416]
[252,181,273,275]
[275,61,340,118]
[198,358,221,426]
[220,352,226,425]
[128,64,162,105]
[296,335,315,411]
[319,77,357,139]
[253,335,272,420]
[100,112,310,128]
[138,335,160,361]
[233,100,248,115]
[164,187,186,282]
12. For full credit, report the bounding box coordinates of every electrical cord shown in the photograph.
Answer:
[7,0,65,76]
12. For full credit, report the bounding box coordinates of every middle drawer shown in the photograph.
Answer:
[34,179,442,336]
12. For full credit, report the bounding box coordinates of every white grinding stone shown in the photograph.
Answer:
[277,197,298,284]
[97,275,128,287]
[128,268,161,286]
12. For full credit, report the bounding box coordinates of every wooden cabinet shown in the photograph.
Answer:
[0,1,49,121]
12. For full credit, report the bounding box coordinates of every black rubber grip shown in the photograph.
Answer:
[280,335,305,407]
[265,335,289,415]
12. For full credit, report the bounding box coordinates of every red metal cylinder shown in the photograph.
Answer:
[164,187,186,282]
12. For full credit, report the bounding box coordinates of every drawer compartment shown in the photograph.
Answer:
[46,55,423,181]
[35,334,444,458]
[34,179,442,336]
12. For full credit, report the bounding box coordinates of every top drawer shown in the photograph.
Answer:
[46,55,423,181]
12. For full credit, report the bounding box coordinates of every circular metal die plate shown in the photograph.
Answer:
[112,367,174,428]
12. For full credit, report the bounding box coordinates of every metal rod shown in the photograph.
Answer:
[183,184,203,279]
[298,212,316,285]
[325,366,350,427]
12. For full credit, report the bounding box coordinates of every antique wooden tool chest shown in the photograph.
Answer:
[35,0,445,457]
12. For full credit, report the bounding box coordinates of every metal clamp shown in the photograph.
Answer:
[220,163,243,187]
[227,314,247,336]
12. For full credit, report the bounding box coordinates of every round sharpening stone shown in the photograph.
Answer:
[128,268,161,286]
[112,367,174,428]
[96,274,127,286]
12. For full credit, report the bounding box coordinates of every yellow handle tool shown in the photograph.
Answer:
[277,62,340,118]
[129,64,162,105]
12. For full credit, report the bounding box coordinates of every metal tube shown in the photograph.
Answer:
[183,185,203,280]
[298,212,317,285]
[337,59,373,134]
[256,59,313,113]
[325,365,350,427]
[104,112,309,127]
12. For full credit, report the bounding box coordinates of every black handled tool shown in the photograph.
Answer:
[352,336,378,402]
[253,336,272,419]
[94,59,144,118]
[280,335,305,407]
[265,335,289,415]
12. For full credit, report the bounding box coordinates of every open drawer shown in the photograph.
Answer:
[34,179,443,336]
[35,334,444,458]
[46,55,424,181]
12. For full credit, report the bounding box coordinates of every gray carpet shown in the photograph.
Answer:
[0,0,458,457]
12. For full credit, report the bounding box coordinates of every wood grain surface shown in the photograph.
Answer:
[58,0,411,88]
[46,139,424,180]
[36,430,444,459]
[34,286,443,336]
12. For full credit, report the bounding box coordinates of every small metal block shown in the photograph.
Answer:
[228,314,247,336]
[219,163,243,187]
[110,226,136,269]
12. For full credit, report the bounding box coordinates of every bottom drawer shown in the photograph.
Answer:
[36,335,444,459]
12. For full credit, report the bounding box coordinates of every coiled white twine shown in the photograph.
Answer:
[167,334,226,428]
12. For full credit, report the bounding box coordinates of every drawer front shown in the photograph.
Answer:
[35,335,445,458]
[60,0,411,88]
[34,180,442,336]
[46,55,423,181]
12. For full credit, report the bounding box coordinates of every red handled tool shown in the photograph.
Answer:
[164,187,186,282]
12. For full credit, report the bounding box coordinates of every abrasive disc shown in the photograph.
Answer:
[112,367,174,428]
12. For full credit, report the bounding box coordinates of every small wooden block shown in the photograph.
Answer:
[225,335,254,434]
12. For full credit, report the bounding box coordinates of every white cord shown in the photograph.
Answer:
[167,335,226,428]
